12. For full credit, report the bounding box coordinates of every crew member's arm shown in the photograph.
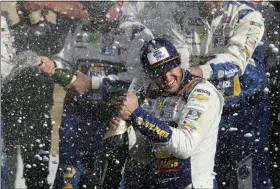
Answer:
[51,1,152,93]
[120,82,224,159]
[50,23,92,94]
[192,9,264,80]
[25,1,89,19]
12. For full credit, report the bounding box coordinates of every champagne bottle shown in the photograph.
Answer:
[52,68,77,87]
[99,78,139,188]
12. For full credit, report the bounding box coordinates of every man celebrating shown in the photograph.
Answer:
[181,2,271,188]
[111,38,224,188]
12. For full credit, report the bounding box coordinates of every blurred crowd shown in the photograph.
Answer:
[1,1,279,189]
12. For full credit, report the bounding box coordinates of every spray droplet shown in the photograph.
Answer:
[229,127,238,131]
[211,172,217,176]
[269,44,275,48]
[244,133,253,138]
[272,48,279,53]
[43,156,50,162]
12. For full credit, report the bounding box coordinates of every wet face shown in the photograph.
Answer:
[152,66,183,94]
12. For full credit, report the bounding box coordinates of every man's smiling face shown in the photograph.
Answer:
[152,66,183,94]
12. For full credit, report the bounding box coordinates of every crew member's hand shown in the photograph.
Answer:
[109,116,123,130]
[66,71,91,94]
[38,56,55,76]
[106,2,123,21]
[190,66,203,77]
[119,92,139,120]
[25,2,42,12]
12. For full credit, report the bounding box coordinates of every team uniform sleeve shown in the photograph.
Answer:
[200,10,265,80]
[166,83,223,159]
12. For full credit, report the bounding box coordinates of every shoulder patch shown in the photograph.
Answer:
[185,109,203,121]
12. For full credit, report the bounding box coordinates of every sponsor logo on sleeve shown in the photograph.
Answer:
[183,119,197,132]
[218,70,225,79]
[224,68,239,78]
[136,116,144,125]
[185,109,202,121]
[140,119,170,138]
[245,37,256,49]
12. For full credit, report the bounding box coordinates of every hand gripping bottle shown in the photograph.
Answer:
[98,78,138,188]
[52,68,77,87]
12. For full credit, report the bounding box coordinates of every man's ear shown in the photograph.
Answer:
[178,53,182,65]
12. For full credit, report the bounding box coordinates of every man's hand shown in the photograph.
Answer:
[107,3,123,21]
[109,116,123,131]
[190,66,203,77]
[38,56,55,76]
[65,71,91,95]
[119,92,139,120]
